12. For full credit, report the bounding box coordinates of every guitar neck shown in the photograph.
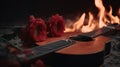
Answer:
[18,39,75,60]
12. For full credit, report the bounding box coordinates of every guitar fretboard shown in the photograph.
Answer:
[26,39,75,60]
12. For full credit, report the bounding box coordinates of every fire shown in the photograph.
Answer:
[107,6,120,24]
[95,0,107,28]
[64,13,86,32]
[64,0,120,33]
[81,12,97,32]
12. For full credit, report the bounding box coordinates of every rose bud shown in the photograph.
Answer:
[47,14,65,37]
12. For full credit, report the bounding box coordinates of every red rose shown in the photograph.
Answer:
[30,18,47,42]
[20,15,47,47]
[47,14,65,37]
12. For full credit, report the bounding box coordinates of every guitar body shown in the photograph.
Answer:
[37,32,110,67]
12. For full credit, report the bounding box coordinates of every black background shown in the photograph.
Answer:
[0,0,120,25]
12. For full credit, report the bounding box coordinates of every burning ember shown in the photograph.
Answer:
[64,0,120,33]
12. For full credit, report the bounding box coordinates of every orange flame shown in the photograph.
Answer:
[95,0,106,28]
[64,0,120,33]
[64,13,86,32]
[81,12,97,32]
[107,6,120,24]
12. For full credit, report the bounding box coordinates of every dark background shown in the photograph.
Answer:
[0,0,120,25]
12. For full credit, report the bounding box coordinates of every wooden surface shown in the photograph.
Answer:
[36,32,110,55]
